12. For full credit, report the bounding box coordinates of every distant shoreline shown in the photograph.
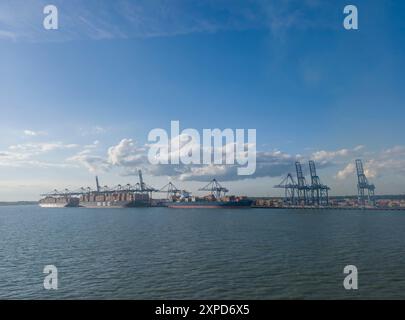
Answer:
[0,201,38,206]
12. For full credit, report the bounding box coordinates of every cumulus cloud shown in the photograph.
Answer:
[70,136,301,182]
[71,135,388,183]
[174,150,297,182]
[311,145,364,164]
[66,138,146,174]
[382,145,405,157]
[336,160,379,180]
[335,163,355,180]
[363,158,405,179]
[107,138,147,166]
[108,141,405,183]
[335,145,405,181]
[6,130,403,186]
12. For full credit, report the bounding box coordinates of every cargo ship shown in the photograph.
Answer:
[167,179,253,209]
[39,175,253,209]
[79,191,150,208]
[39,196,80,208]
[167,198,253,209]
[78,174,152,208]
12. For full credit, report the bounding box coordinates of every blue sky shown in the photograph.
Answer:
[1,0,405,200]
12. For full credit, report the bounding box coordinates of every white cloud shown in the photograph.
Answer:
[5,130,404,189]
[363,158,405,179]
[312,148,350,162]
[67,138,146,174]
[67,153,109,173]
[335,145,405,181]
[83,140,100,149]
[178,165,229,181]
[9,142,78,154]
[0,141,79,168]
[79,126,106,136]
[336,163,355,180]
[71,136,300,182]
[0,150,72,168]
[107,138,146,166]
[23,129,47,137]
[382,145,405,157]
[354,145,365,152]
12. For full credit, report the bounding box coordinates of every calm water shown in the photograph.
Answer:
[1,205,405,299]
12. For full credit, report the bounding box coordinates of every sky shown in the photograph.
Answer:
[1,0,405,201]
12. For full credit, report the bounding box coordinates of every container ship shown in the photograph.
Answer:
[167,197,253,208]
[39,196,80,208]
[166,179,253,209]
[79,191,150,208]
[77,174,153,208]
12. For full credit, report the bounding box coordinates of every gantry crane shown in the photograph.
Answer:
[355,159,375,207]
[274,173,297,205]
[295,161,310,205]
[199,179,229,199]
[308,160,330,206]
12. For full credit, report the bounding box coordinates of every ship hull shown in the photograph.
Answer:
[39,203,76,208]
[168,200,253,209]
[79,200,151,208]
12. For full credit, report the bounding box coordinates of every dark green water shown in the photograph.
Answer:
[1,205,405,299]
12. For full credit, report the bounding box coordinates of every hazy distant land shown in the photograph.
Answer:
[0,201,38,206]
